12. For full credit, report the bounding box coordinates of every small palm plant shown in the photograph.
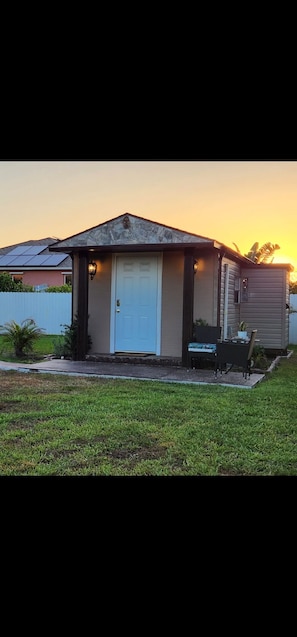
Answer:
[0,318,44,358]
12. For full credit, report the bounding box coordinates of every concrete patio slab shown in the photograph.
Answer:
[0,358,266,388]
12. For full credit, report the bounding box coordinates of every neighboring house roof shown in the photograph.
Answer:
[0,238,72,269]
[0,237,60,255]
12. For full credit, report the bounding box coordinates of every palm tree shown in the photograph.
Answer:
[232,241,280,264]
[0,318,44,358]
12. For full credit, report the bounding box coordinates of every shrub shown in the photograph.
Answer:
[52,335,67,358]
[252,345,269,370]
[0,318,45,357]
[45,284,72,293]
[57,313,92,359]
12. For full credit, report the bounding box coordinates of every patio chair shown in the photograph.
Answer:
[215,329,258,379]
[187,325,221,369]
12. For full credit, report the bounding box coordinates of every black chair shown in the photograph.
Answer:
[215,330,258,379]
[187,326,221,369]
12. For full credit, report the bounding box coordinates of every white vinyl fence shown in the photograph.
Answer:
[1,291,296,342]
[290,294,297,345]
[0,292,71,334]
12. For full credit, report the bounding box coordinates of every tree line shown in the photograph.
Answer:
[0,272,71,292]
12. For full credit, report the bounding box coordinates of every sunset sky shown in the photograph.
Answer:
[1,160,296,279]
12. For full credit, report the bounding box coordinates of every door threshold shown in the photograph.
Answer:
[115,352,153,357]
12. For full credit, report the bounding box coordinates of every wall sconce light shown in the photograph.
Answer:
[193,259,199,275]
[88,261,97,280]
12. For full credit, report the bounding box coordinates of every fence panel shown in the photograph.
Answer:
[289,295,297,345]
[1,292,296,342]
[0,293,71,334]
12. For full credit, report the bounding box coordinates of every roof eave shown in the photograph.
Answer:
[49,241,217,254]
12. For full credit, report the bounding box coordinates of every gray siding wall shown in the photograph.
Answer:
[240,267,289,349]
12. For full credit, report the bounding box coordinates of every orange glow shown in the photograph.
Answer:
[0,161,296,281]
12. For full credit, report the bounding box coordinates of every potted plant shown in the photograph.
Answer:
[238,321,248,339]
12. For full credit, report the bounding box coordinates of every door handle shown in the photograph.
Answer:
[116,298,120,313]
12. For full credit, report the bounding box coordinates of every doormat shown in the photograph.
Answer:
[115,352,152,357]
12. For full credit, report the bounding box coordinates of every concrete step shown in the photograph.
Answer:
[86,353,182,366]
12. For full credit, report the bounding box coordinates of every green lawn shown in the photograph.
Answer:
[0,345,296,476]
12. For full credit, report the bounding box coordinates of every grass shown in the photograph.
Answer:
[0,344,296,476]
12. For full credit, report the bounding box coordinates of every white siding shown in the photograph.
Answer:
[221,258,241,338]
[0,293,71,334]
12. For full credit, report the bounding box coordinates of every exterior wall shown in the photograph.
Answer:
[23,270,70,287]
[161,252,184,357]
[193,252,217,326]
[88,254,112,353]
[4,270,71,287]
[86,251,185,357]
[70,249,292,355]
[240,267,289,350]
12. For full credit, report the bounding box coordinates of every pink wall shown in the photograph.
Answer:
[20,270,71,286]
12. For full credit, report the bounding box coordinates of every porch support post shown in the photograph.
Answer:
[76,252,89,361]
[182,248,195,366]
[217,251,223,329]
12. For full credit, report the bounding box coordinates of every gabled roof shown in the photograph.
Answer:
[49,212,221,252]
[0,238,72,268]
[47,213,294,272]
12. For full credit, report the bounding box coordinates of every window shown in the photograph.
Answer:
[64,273,72,286]
[11,272,23,283]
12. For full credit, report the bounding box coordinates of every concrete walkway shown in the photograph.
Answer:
[0,357,266,389]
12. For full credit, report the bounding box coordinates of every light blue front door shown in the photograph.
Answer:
[114,255,159,353]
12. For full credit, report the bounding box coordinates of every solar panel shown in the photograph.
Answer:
[41,254,67,266]
[0,247,69,268]
[7,256,33,266]
[23,245,48,255]
[23,255,51,266]
[5,246,26,256]
[0,255,17,266]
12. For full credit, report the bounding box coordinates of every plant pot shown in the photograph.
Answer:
[237,331,248,339]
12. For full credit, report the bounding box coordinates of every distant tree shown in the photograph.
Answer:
[0,272,16,291]
[232,241,280,264]
[289,280,297,294]
[0,272,33,291]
